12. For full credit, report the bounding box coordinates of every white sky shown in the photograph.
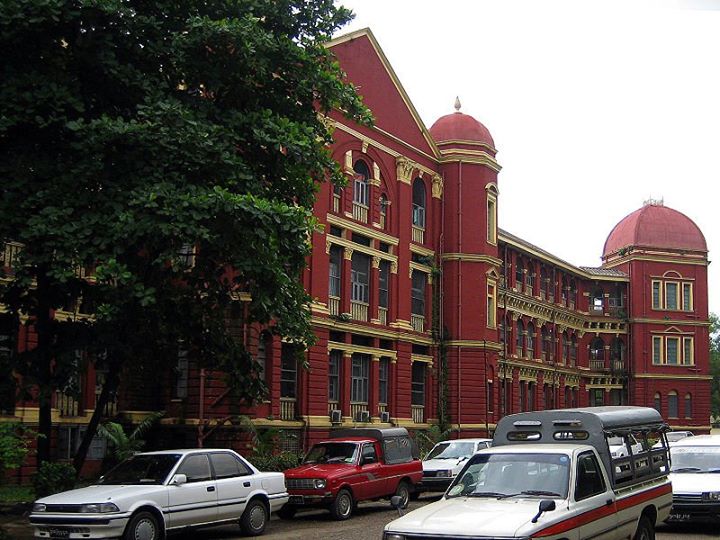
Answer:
[335,0,719,316]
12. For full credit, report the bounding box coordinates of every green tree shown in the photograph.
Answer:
[0,0,371,470]
[710,313,720,419]
[98,411,164,467]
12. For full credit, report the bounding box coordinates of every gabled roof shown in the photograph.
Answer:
[328,28,439,160]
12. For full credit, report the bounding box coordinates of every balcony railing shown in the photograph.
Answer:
[350,402,369,422]
[378,306,388,325]
[333,194,341,213]
[352,202,368,223]
[611,359,626,373]
[328,401,339,414]
[411,226,424,244]
[411,314,425,332]
[411,405,425,424]
[351,300,368,322]
[280,398,296,421]
[55,391,80,417]
[589,359,607,371]
[328,296,340,316]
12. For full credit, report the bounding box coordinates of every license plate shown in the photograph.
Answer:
[288,495,304,504]
[668,513,691,521]
[49,528,70,538]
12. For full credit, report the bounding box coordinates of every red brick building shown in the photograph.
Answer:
[1,29,711,472]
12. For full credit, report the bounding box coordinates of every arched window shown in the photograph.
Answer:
[684,393,692,418]
[515,258,524,290]
[526,322,535,359]
[562,331,570,364]
[526,263,535,295]
[353,160,370,206]
[653,392,661,414]
[541,326,549,361]
[257,331,272,383]
[668,391,678,418]
[516,319,524,357]
[590,337,605,368]
[379,193,389,229]
[570,334,578,366]
[569,279,577,309]
[591,288,604,314]
[610,338,625,371]
[412,178,426,228]
[540,267,548,298]
[561,276,569,306]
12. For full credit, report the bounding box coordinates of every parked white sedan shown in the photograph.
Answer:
[30,449,288,539]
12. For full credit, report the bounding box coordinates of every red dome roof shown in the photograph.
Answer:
[603,203,707,257]
[429,111,495,149]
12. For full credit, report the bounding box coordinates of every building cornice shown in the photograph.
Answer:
[442,253,503,265]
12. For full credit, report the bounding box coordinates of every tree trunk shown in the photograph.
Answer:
[72,361,119,476]
[35,269,54,466]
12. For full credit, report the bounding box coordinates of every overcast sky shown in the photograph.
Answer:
[335,0,719,317]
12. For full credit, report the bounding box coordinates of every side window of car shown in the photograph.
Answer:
[177,454,212,483]
[210,453,251,479]
[574,452,606,501]
[361,443,377,464]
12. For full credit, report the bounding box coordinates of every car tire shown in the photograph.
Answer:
[240,498,268,536]
[633,515,655,540]
[277,505,297,520]
[329,488,353,520]
[124,510,161,540]
[393,481,410,509]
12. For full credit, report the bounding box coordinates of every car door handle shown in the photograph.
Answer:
[243,482,251,487]
[207,486,215,492]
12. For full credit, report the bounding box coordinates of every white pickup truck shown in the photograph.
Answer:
[384,406,672,540]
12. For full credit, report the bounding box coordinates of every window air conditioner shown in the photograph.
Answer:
[355,410,370,423]
[380,411,391,423]
[330,409,342,424]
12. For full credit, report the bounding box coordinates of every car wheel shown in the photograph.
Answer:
[633,516,655,540]
[240,498,268,536]
[277,505,296,519]
[393,481,410,509]
[329,488,353,520]
[124,511,160,540]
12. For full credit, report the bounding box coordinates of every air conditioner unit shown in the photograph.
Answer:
[330,409,342,424]
[355,410,370,423]
[380,411,391,423]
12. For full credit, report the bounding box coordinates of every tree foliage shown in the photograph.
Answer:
[0,0,371,467]
[710,313,720,419]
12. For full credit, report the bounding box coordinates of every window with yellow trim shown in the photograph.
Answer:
[665,282,678,311]
[683,337,694,366]
[651,278,694,312]
[487,196,497,244]
[652,336,662,365]
[487,282,496,328]
[666,337,680,365]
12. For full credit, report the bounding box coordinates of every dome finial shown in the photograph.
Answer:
[454,96,461,113]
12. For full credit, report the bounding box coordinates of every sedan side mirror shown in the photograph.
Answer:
[170,474,187,486]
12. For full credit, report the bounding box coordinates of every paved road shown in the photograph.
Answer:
[6,496,718,540]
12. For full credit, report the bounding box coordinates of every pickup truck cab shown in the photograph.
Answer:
[282,427,422,521]
[384,406,672,540]
[420,438,492,493]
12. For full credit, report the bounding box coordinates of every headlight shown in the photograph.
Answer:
[436,470,453,478]
[313,479,326,489]
[385,534,406,540]
[79,503,120,513]
[703,492,720,501]
[32,503,47,513]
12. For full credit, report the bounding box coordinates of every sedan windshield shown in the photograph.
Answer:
[670,446,720,473]
[99,454,181,485]
[426,442,475,461]
[303,443,358,464]
[446,453,570,499]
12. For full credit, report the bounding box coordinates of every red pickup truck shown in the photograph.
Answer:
[281,427,423,520]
